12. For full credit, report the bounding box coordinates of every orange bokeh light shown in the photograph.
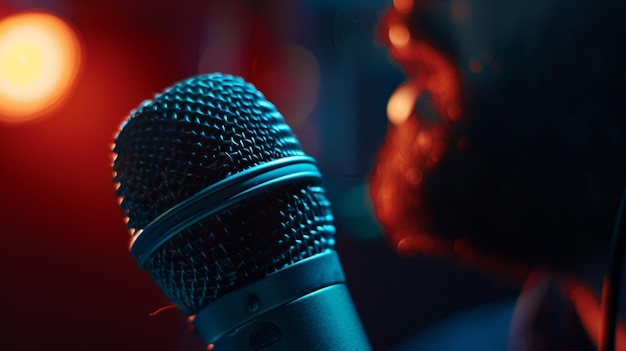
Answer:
[388,24,410,48]
[0,12,81,123]
[393,0,414,14]
[371,2,467,262]
[387,82,419,125]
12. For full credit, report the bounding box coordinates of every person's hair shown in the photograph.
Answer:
[422,0,626,272]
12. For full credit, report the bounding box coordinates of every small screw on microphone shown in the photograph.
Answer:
[247,295,261,312]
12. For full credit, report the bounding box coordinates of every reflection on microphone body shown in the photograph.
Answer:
[112,73,371,350]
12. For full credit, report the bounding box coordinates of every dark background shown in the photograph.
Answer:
[0,0,519,350]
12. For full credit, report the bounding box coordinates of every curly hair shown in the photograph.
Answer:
[372,0,626,274]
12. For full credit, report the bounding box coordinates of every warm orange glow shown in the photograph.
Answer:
[0,12,81,123]
[128,228,142,250]
[447,104,461,120]
[416,130,432,152]
[388,24,410,47]
[387,82,419,125]
[370,4,535,279]
[393,0,414,14]
[405,167,423,185]
[370,2,466,261]
[427,75,446,94]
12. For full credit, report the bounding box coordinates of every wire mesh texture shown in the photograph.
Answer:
[113,74,335,314]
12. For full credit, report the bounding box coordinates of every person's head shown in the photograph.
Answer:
[370,0,626,277]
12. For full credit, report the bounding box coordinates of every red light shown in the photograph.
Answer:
[469,60,483,73]
[563,278,626,351]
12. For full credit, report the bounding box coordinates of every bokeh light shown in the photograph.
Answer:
[372,2,463,261]
[393,0,414,14]
[255,44,320,127]
[0,12,82,123]
[386,81,419,125]
[388,24,410,47]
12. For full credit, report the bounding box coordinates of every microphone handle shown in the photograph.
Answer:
[214,284,372,351]
[192,252,372,350]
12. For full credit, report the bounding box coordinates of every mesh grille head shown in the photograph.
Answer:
[112,74,335,314]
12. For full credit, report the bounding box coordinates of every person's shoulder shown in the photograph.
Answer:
[392,299,516,351]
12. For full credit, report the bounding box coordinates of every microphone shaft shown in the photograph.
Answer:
[213,284,371,351]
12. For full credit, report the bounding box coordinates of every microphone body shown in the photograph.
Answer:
[112,73,371,350]
[200,252,370,351]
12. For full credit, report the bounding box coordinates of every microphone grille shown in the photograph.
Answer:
[112,74,335,314]
[113,74,303,233]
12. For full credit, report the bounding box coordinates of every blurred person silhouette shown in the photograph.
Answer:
[369,0,626,350]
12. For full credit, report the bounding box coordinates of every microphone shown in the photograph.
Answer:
[112,73,371,351]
